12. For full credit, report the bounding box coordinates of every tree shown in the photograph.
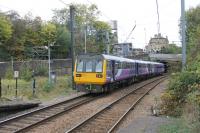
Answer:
[161,44,181,54]
[40,22,56,45]
[0,12,12,61]
[92,21,112,53]
[185,6,200,61]
[52,4,112,54]
[5,10,27,60]
[23,14,44,59]
[53,25,70,58]
[0,14,12,44]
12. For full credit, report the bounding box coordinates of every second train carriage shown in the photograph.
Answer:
[74,54,164,93]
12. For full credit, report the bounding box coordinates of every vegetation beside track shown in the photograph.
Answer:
[159,5,200,132]
[0,76,75,102]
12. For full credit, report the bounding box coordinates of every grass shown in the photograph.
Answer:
[158,118,191,133]
[0,76,75,102]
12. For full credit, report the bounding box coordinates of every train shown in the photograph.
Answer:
[74,54,165,93]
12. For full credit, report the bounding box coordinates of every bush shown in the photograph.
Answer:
[20,64,32,81]
[161,71,200,116]
[168,72,200,101]
[158,118,191,133]
[43,81,54,92]
[35,65,48,76]
[160,90,182,116]
[5,66,13,79]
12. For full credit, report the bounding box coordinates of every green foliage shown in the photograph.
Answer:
[35,65,48,76]
[5,66,13,79]
[158,118,191,133]
[52,4,112,55]
[66,76,72,89]
[5,11,26,60]
[20,64,32,81]
[161,6,200,118]
[41,22,56,44]
[93,21,111,31]
[161,71,200,116]
[0,4,115,61]
[0,14,12,44]
[53,25,70,58]
[185,6,200,61]
[43,81,54,92]
[1,76,73,101]
[161,44,181,54]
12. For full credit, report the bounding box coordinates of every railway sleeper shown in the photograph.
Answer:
[24,116,44,121]
[17,119,35,124]
[0,125,20,131]
[0,127,17,132]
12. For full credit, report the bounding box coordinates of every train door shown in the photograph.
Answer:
[135,63,138,76]
[111,60,115,81]
[148,64,151,74]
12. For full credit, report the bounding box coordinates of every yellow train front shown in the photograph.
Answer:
[74,54,107,93]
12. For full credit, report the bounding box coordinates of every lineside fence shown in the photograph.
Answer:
[0,59,73,100]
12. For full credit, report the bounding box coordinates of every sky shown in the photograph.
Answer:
[0,0,200,49]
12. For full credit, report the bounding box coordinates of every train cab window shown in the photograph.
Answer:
[85,60,93,72]
[77,60,84,72]
[95,60,103,72]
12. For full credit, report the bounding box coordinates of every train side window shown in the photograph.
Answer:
[121,62,123,69]
[131,63,133,68]
[133,63,135,69]
[77,59,84,72]
[115,62,119,69]
[120,62,123,69]
[85,60,93,72]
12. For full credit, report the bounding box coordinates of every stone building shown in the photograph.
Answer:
[145,33,169,53]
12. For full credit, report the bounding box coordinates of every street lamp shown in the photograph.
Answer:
[45,42,54,84]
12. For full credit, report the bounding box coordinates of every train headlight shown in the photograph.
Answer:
[96,74,103,78]
[76,74,82,77]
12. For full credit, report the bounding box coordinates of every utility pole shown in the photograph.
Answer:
[106,31,110,54]
[156,0,160,34]
[48,43,51,84]
[11,56,14,71]
[70,5,75,89]
[181,0,186,69]
[84,25,87,54]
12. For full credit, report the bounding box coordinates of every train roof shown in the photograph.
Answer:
[77,54,163,65]
[102,54,163,65]
[102,54,135,63]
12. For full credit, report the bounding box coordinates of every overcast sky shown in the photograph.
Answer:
[0,0,199,49]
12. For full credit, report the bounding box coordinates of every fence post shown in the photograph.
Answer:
[0,78,2,98]
[32,70,36,97]
[15,78,18,98]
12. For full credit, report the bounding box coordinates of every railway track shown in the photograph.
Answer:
[66,76,166,133]
[0,94,98,133]
[0,76,166,133]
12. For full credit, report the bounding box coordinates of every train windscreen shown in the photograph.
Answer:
[76,58,103,73]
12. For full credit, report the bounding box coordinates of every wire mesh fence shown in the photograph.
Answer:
[0,59,74,101]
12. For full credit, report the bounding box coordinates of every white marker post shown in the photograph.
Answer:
[14,71,19,98]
